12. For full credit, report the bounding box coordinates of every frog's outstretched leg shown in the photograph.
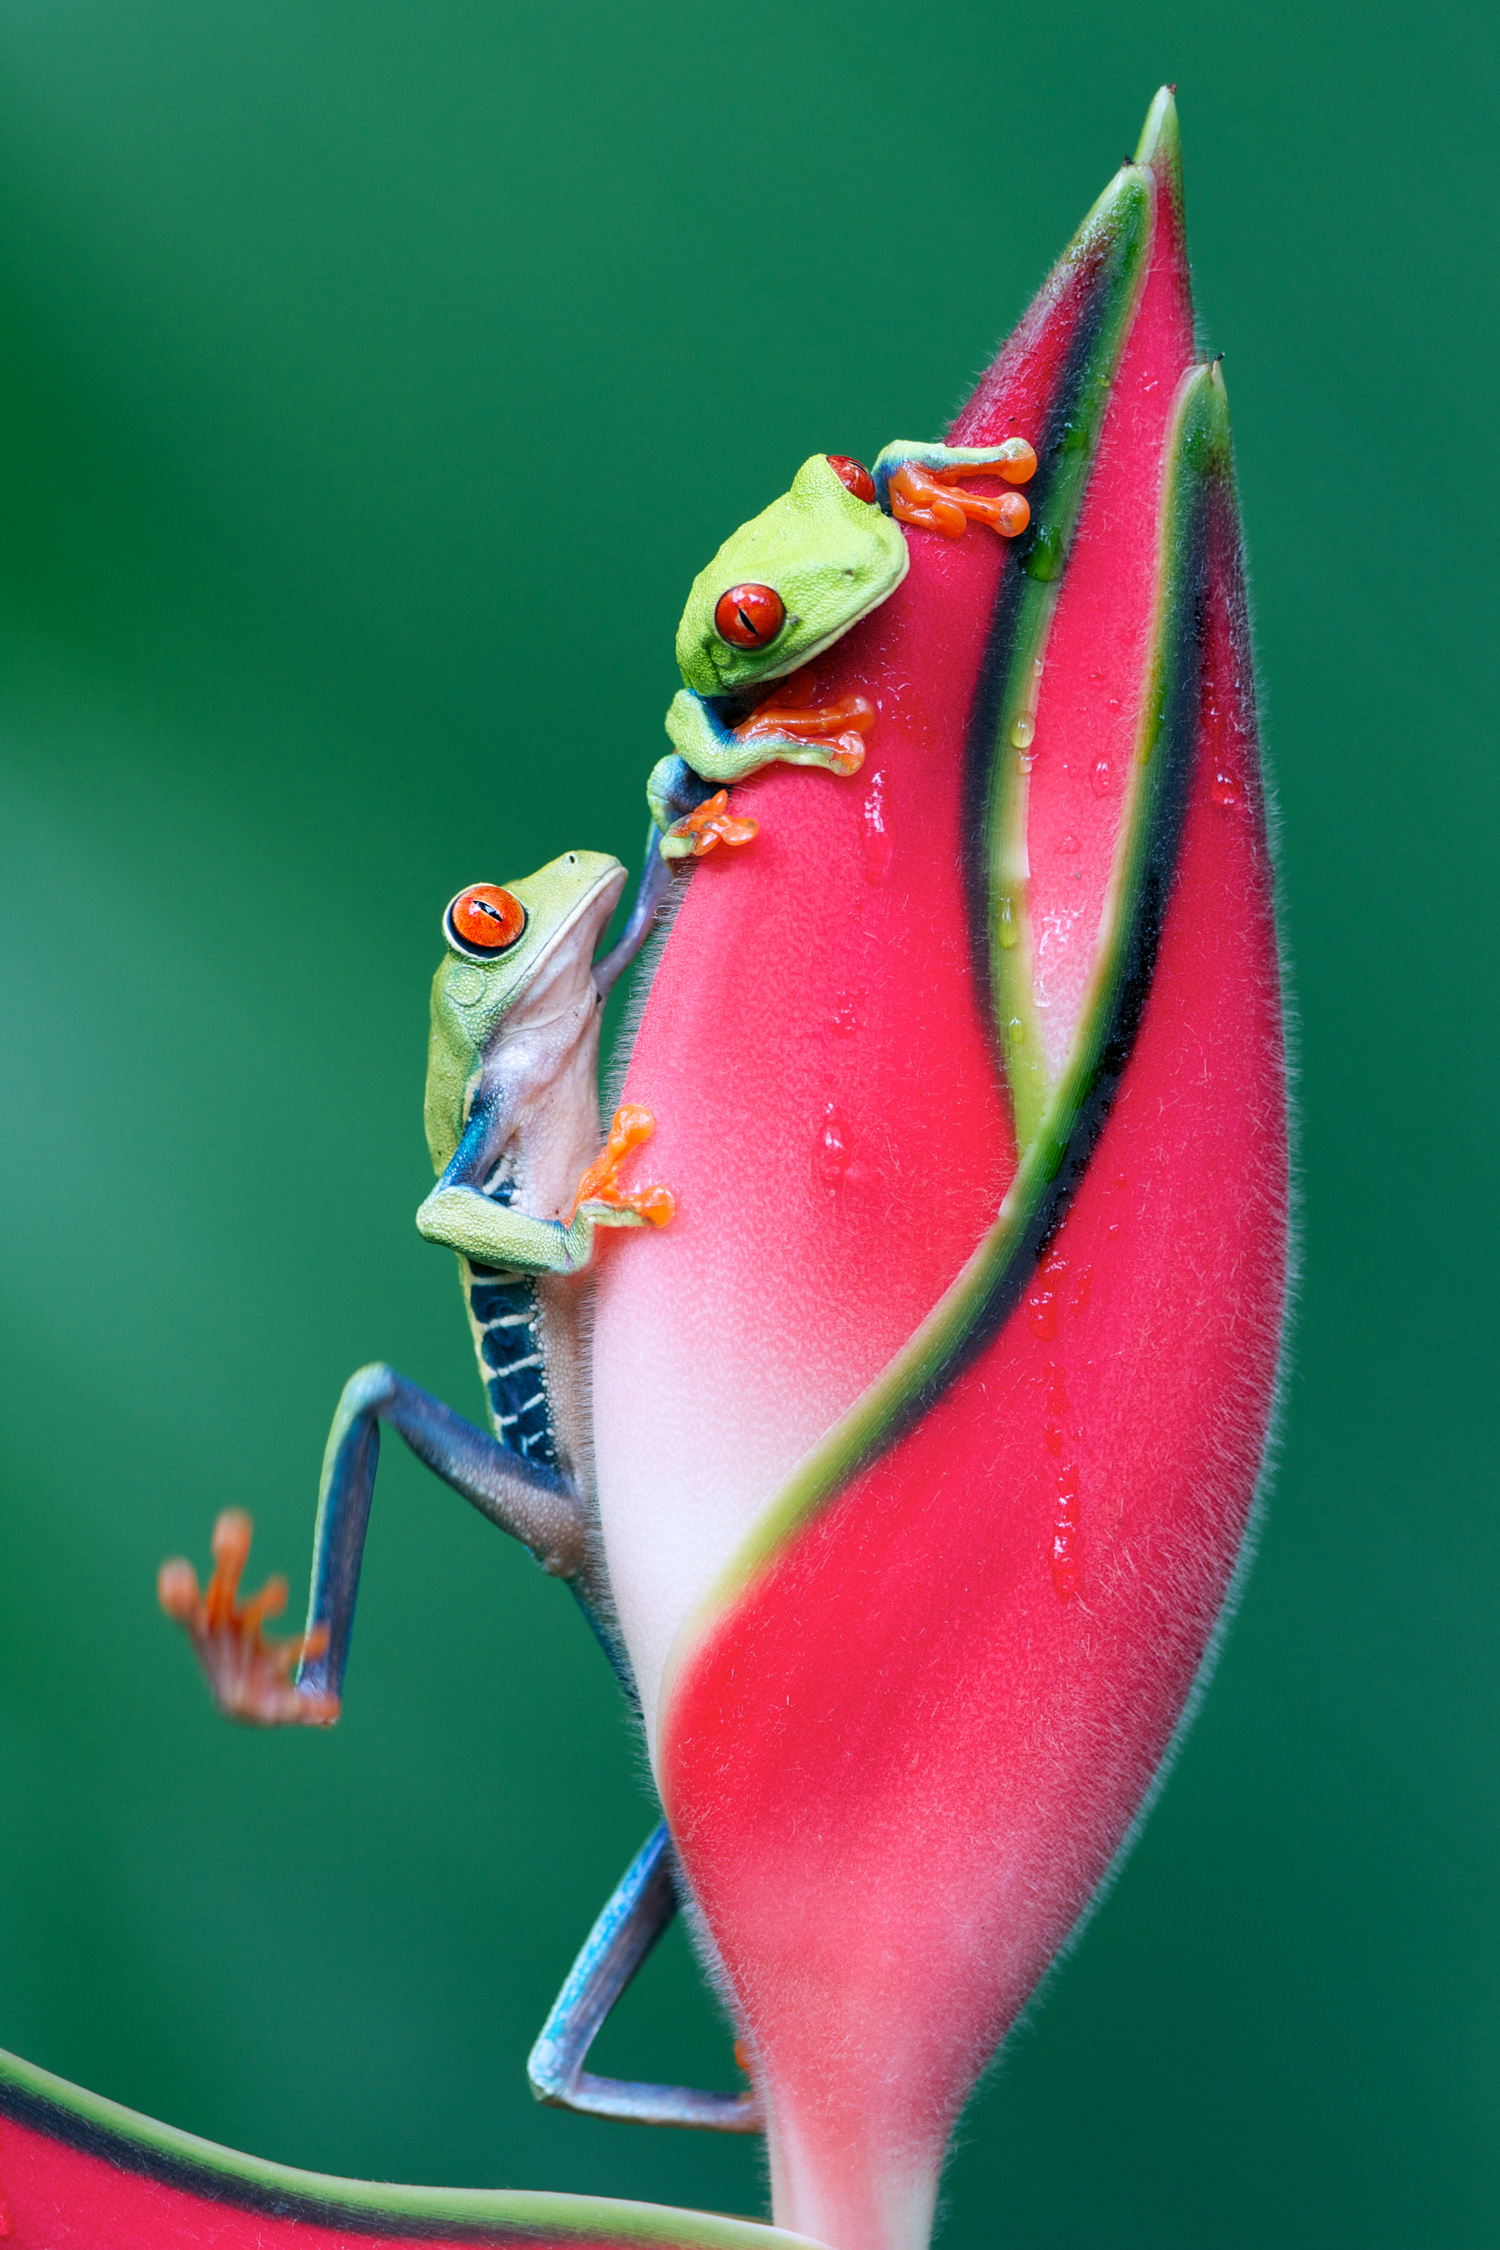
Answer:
[295,1363,601,1707]
[161,1369,598,1726]
[529,1824,762,2133]
[163,1108,669,1729]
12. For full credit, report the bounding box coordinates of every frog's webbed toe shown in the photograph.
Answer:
[159,1510,338,1727]
[571,1106,676,1230]
[874,437,1038,539]
[660,788,760,863]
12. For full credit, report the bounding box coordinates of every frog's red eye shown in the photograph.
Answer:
[445,884,527,957]
[826,455,876,504]
[714,583,786,650]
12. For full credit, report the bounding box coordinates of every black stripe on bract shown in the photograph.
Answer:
[0,2078,574,2244]
[894,468,1209,1451]
[958,259,1111,1067]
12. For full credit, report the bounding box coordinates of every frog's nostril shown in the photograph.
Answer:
[714,583,785,650]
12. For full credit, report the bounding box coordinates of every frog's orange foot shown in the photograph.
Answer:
[664,788,759,861]
[158,1510,338,1727]
[571,1105,677,1227]
[888,441,1037,540]
[734,665,876,777]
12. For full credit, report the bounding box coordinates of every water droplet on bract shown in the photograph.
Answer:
[862,769,893,882]
[816,1103,851,1187]
[1051,1473,1080,1602]
[1212,769,1241,808]
[1091,759,1112,798]
[1008,1015,1025,1047]
[996,893,1018,949]
[1010,713,1035,751]
[1059,833,1080,855]
[1023,525,1062,581]
[829,988,866,1037]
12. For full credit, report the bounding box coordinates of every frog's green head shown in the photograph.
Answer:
[675,453,908,698]
[424,849,625,1173]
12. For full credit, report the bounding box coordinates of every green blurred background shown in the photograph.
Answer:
[0,0,1494,2242]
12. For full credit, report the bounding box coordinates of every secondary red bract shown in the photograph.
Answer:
[595,94,1288,2250]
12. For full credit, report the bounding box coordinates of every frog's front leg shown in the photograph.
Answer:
[873,437,1038,538]
[662,666,875,790]
[161,1368,595,1726]
[652,669,876,862]
[416,1098,674,1276]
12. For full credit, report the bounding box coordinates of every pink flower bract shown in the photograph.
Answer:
[594,91,1288,2250]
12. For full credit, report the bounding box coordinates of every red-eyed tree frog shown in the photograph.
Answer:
[651,439,1036,860]
[160,844,758,2130]
[161,848,672,1711]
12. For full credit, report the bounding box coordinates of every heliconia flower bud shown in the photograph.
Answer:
[594,89,1288,2250]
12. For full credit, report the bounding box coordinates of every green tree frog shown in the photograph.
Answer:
[161,848,670,1716]
[652,438,1036,860]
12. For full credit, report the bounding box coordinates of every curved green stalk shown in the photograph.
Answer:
[981,165,1153,1153]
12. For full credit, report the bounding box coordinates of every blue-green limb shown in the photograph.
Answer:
[659,689,858,792]
[529,1825,763,2133]
[291,1363,600,1713]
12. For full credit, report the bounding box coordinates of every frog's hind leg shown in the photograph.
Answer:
[162,1365,595,1726]
[529,1824,762,2133]
[295,1364,598,1707]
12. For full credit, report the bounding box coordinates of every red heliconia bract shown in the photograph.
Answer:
[0,2045,822,2250]
[594,91,1289,2250]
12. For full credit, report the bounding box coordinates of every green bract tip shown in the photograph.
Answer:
[1134,84,1184,223]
